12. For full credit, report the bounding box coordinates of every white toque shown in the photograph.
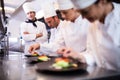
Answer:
[23,2,35,14]
[41,1,57,19]
[57,0,74,10]
[71,0,97,9]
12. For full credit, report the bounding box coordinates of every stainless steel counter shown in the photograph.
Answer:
[0,52,120,80]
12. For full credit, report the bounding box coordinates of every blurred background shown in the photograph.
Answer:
[0,0,120,54]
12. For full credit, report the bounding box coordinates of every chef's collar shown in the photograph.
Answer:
[25,18,37,27]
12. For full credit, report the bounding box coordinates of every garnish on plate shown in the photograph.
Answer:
[37,55,50,61]
[51,57,78,69]
[31,51,39,57]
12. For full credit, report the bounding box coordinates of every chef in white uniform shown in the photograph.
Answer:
[43,2,61,43]
[59,0,120,70]
[28,1,68,56]
[57,0,90,53]
[20,2,48,54]
[29,0,90,56]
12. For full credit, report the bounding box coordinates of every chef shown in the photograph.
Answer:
[20,2,48,54]
[59,0,120,70]
[28,1,69,56]
[29,0,90,56]
[57,0,90,54]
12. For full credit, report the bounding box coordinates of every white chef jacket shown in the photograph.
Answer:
[20,20,48,54]
[40,15,90,56]
[81,3,120,70]
[49,23,61,43]
[59,15,90,53]
[40,20,66,56]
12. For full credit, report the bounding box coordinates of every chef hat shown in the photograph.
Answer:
[22,2,35,14]
[57,0,74,10]
[41,1,57,19]
[36,10,44,19]
[53,1,59,10]
[71,0,97,9]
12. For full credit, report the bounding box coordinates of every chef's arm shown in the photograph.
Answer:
[36,33,43,38]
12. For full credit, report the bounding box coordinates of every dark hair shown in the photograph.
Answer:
[56,10,64,21]
[94,0,120,4]
[112,0,120,3]
[94,0,112,4]
[48,10,64,21]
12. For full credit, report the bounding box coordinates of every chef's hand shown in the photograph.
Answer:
[36,33,43,38]
[28,43,40,53]
[57,47,86,63]
[57,47,66,54]
[57,47,77,58]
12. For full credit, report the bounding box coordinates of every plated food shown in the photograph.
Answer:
[26,55,51,65]
[36,57,87,72]
[51,57,78,69]
[37,55,50,61]
[25,51,39,57]
[32,51,39,56]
